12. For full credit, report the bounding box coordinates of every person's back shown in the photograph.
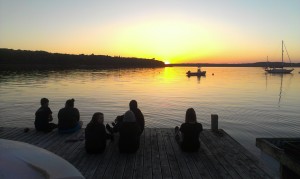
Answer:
[58,99,81,133]
[35,98,57,132]
[35,106,51,130]
[129,100,144,134]
[58,107,79,129]
[119,110,141,153]
[175,108,203,152]
[180,122,203,152]
[106,100,144,134]
[85,112,112,154]
[131,108,144,133]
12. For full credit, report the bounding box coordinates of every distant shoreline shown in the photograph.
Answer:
[0,48,165,70]
[166,63,300,67]
[1,48,300,70]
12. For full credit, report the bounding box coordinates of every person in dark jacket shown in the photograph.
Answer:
[34,98,57,132]
[175,108,203,152]
[85,112,113,154]
[106,100,144,135]
[118,110,141,153]
[58,98,82,134]
[129,100,144,134]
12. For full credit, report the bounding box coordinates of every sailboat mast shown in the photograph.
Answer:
[282,40,284,69]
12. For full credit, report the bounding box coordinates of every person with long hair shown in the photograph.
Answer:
[85,112,113,154]
[58,99,82,134]
[175,108,203,152]
[129,100,144,134]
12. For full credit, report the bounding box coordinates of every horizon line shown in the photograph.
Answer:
[1,47,300,65]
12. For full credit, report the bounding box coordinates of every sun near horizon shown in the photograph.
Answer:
[0,1,300,64]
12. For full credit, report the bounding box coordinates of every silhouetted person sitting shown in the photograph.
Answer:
[129,100,144,134]
[85,112,114,154]
[58,98,82,134]
[34,98,58,132]
[118,110,141,153]
[175,108,203,152]
[106,100,144,135]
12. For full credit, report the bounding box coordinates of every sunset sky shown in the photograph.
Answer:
[1,0,299,64]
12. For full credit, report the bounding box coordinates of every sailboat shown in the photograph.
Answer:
[265,41,294,74]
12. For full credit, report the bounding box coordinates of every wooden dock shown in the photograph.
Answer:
[0,127,272,179]
[256,138,300,178]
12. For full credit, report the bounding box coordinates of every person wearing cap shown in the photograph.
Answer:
[34,98,58,132]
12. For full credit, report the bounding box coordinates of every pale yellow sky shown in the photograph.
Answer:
[1,0,300,64]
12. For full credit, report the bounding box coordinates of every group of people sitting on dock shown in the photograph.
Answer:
[35,98,82,134]
[34,98,203,154]
[85,100,145,154]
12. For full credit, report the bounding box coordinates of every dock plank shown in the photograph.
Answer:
[133,127,145,179]
[84,140,115,179]
[162,129,183,179]
[0,128,272,179]
[151,128,162,179]
[156,129,172,179]
[165,129,198,179]
[92,139,118,178]
[199,131,233,178]
[0,127,20,138]
[103,144,121,179]
[143,128,153,179]
[203,130,243,178]
[122,153,136,178]
[112,153,127,179]
[206,130,271,179]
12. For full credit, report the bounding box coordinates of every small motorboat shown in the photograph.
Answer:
[186,67,206,76]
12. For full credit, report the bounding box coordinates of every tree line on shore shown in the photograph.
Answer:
[0,48,165,70]
[167,62,300,67]
[1,48,299,70]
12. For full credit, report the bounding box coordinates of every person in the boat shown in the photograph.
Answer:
[58,98,82,134]
[174,108,203,152]
[118,110,141,153]
[34,98,58,132]
[106,100,144,135]
[85,112,114,154]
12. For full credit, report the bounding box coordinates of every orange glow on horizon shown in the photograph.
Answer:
[1,1,300,64]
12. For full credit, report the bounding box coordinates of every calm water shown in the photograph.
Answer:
[1,67,300,175]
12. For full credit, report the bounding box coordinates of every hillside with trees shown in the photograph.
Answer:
[0,48,165,70]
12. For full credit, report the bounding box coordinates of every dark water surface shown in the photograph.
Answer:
[1,67,300,176]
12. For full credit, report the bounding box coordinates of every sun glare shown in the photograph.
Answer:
[112,19,216,63]
[108,17,263,64]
